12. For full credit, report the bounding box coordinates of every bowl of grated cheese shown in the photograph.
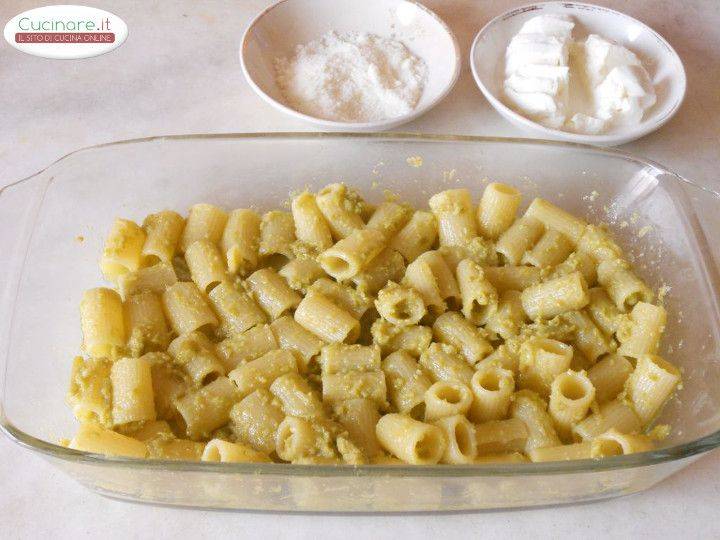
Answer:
[240,0,460,131]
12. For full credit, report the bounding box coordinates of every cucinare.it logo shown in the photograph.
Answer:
[3,5,127,59]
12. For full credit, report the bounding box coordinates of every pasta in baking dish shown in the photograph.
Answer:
[65,181,680,465]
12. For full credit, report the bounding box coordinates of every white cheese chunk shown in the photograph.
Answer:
[566,113,606,134]
[595,65,657,125]
[519,14,575,40]
[584,34,641,86]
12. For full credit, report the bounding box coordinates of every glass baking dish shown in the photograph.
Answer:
[2,133,720,512]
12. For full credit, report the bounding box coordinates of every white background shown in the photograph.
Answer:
[1,0,719,538]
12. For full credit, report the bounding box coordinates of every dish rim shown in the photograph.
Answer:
[238,0,462,130]
[469,1,688,145]
[1,131,718,477]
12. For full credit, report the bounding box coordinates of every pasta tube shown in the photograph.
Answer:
[496,215,544,265]
[246,268,301,320]
[259,210,296,260]
[141,210,184,265]
[315,183,365,240]
[521,229,574,268]
[375,414,446,465]
[625,354,681,425]
[389,211,438,262]
[470,365,515,422]
[318,229,386,281]
[456,259,498,324]
[110,356,156,425]
[80,287,125,359]
[597,258,653,311]
[475,418,528,455]
[162,282,218,335]
[616,302,666,358]
[510,390,561,452]
[291,191,333,252]
[375,281,426,326]
[518,337,573,397]
[216,324,278,371]
[419,343,474,386]
[100,218,146,283]
[548,370,595,441]
[167,331,225,387]
[477,182,521,240]
[433,415,478,464]
[179,203,228,253]
[573,398,642,440]
[590,428,654,457]
[428,188,478,246]
[432,311,492,364]
[201,439,271,463]
[295,293,360,343]
[69,423,147,458]
[382,350,432,418]
[525,197,587,244]
[221,209,261,275]
[366,201,412,240]
[207,280,267,336]
[175,376,239,439]
[230,389,285,454]
[520,271,589,320]
[424,380,473,421]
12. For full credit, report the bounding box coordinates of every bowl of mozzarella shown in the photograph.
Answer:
[470,2,686,145]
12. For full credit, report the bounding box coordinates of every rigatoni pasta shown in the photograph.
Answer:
[547,370,595,441]
[123,290,171,356]
[65,180,679,466]
[318,228,386,281]
[167,331,225,386]
[217,324,278,371]
[207,281,267,337]
[110,356,156,425]
[221,209,261,275]
[161,282,218,335]
[428,188,478,246]
[117,262,177,300]
[100,218,146,283]
[496,215,544,265]
[259,210,296,260]
[184,240,227,293]
[382,350,432,418]
[424,380,473,421]
[179,203,228,253]
[246,268,301,320]
[141,210,185,266]
[432,311,492,364]
[295,292,360,343]
[625,354,681,424]
[80,287,125,359]
[366,201,412,240]
[291,191,333,252]
[389,210,437,262]
[315,183,365,240]
[477,182,521,240]
[470,365,514,423]
[375,414,446,465]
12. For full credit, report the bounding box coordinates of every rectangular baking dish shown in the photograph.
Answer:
[2,133,719,512]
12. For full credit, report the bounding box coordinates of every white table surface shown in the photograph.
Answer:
[1,0,719,537]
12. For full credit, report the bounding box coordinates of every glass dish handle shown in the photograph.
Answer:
[671,175,720,311]
[0,177,46,383]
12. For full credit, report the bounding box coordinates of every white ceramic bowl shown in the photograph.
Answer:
[470,2,687,146]
[241,0,460,131]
